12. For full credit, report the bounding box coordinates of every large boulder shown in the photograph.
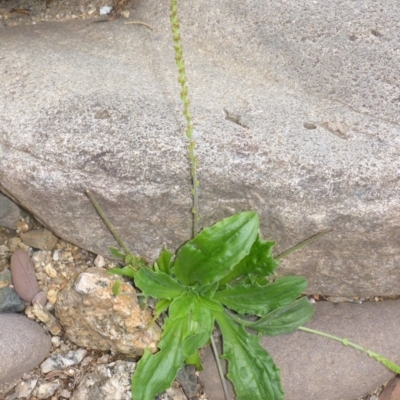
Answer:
[1,1,399,296]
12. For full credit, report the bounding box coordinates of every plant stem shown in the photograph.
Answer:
[276,228,333,260]
[85,190,132,255]
[169,0,199,237]
[210,334,230,400]
[299,326,400,374]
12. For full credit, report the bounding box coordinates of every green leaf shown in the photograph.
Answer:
[109,246,126,259]
[131,316,188,399]
[185,350,203,370]
[108,265,136,279]
[249,297,314,335]
[198,295,224,312]
[169,292,192,320]
[125,254,146,269]
[135,267,186,300]
[169,293,215,356]
[172,212,259,286]
[111,280,122,295]
[182,297,214,356]
[155,298,171,316]
[156,247,174,274]
[132,299,215,399]
[197,281,219,297]
[214,310,284,400]
[214,276,308,316]
[219,236,278,286]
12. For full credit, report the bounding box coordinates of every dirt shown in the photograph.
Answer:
[0,0,134,27]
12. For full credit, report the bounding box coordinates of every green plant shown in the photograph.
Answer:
[107,212,314,400]
[85,0,400,398]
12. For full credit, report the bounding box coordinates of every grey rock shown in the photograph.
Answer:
[60,389,72,399]
[20,229,58,251]
[156,385,187,400]
[13,379,38,399]
[0,314,52,384]
[40,349,87,374]
[10,250,45,305]
[33,380,61,399]
[70,360,135,400]
[1,2,400,297]
[30,301,62,336]
[176,365,200,399]
[201,300,400,400]
[0,269,24,312]
[0,194,24,230]
[55,267,161,356]
[0,286,25,313]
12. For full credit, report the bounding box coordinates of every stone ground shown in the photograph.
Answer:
[0,199,391,400]
[0,216,208,400]
[0,1,399,399]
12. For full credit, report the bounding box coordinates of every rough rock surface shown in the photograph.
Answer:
[1,1,400,297]
[0,193,25,230]
[201,300,400,400]
[55,267,161,356]
[0,268,25,312]
[70,360,188,400]
[0,313,52,384]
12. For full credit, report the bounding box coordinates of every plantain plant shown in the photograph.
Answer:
[86,0,400,398]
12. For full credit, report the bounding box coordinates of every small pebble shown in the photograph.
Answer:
[51,336,61,347]
[53,250,60,261]
[44,263,57,278]
[10,249,41,303]
[14,379,38,398]
[81,356,93,366]
[60,389,71,398]
[97,354,110,364]
[34,380,61,399]
[47,289,58,304]
[94,255,105,268]
[120,10,130,18]
[41,349,87,374]
[99,6,113,15]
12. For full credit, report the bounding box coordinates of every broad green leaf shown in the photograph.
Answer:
[250,297,314,335]
[156,247,174,274]
[197,281,219,297]
[172,212,259,286]
[169,293,215,356]
[135,267,186,300]
[182,297,214,356]
[198,295,224,312]
[132,301,215,399]
[108,265,136,279]
[131,316,188,399]
[185,350,203,370]
[109,246,126,259]
[214,276,308,316]
[219,236,278,286]
[214,310,284,400]
[155,298,172,316]
[169,292,193,320]
[111,280,122,295]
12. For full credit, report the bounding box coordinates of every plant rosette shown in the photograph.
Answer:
[108,211,314,400]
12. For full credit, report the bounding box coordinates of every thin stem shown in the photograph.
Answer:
[299,326,400,374]
[85,190,132,255]
[210,335,230,400]
[123,21,154,30]
[276,228,333,260]
[169,0,199,236]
